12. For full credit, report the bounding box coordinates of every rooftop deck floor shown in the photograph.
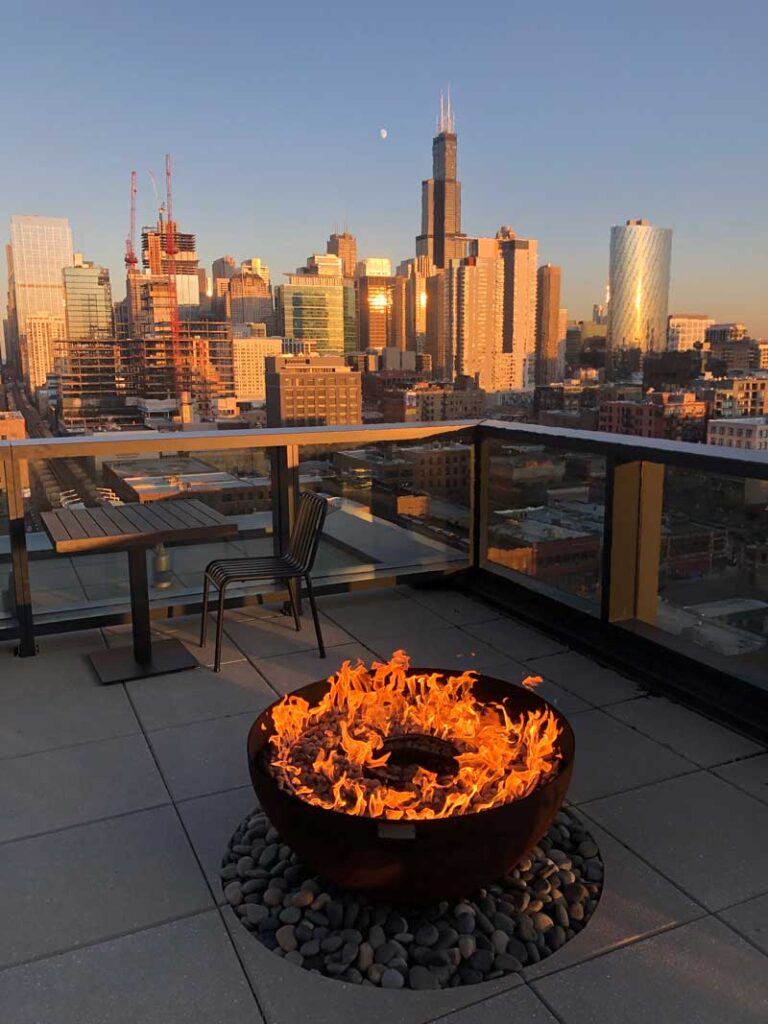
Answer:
[1,585,767,1023]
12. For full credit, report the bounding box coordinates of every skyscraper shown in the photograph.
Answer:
[497,226,538,390]
[275,255,346,356]
[416,93,465,269]
[356,276,395,351]
[535,264,563,385]
[396,256,431,353]
[327,232,357,279]
[141,216,200,310]
[6,214,73,388]
[226,259,275,334]
[445,238,507,392]
[212,256,237,316]
[64,259,115,339]
[608,219,672,375]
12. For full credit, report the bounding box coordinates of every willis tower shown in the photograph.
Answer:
[416,92,465,269]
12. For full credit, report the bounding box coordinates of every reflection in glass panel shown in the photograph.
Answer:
[299,435,471,577]
[484,440,605,610]
[653,466,767,684]
[20,445,273,617]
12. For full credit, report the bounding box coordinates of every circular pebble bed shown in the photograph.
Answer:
[222,805,603,990]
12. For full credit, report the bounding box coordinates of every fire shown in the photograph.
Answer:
[266,651,562,820]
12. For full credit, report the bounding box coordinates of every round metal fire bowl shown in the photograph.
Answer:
[247,669,575,903]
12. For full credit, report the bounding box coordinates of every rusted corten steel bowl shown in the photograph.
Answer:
[247,669,575,903]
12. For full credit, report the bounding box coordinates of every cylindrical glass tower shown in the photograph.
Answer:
[608,219,672,374]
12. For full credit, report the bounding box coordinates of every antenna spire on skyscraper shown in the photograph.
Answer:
[438,88,455,134]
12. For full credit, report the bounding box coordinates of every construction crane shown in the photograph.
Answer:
[164,154,183,403]
[124,170,138,270]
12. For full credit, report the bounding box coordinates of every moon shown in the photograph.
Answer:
[379,127,388,140]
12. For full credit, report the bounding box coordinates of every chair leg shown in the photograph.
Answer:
[287,578,301,632]
[214,583,227,673]
[305,575,325,658]
[200,574,211,647]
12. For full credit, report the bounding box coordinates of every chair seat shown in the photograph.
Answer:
[205,556,301,586]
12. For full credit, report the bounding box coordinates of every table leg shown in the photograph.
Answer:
[128,546,152,666]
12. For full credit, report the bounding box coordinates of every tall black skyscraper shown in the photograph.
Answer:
[416,92,464,269]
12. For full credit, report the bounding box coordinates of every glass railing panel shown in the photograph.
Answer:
[18,442,272,620]
[483,438,605,613]
[642,465,768,688]
[0,449,14,626]
[298,433,473,581]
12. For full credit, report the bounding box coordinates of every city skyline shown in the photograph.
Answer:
[1,4,765,336]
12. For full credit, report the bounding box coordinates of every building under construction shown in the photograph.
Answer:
[116,158,235,422]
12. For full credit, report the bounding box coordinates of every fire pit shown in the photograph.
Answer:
[247,652,575,902]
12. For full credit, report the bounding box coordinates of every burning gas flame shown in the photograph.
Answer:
[267,652,561,820]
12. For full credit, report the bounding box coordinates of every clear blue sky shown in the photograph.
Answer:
[1,1,766,334]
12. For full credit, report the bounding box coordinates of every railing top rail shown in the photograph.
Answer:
[478,419,768,480]
[0,417,764,479]
[0,420,477,461]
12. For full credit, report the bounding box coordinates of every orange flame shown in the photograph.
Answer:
[268,651,561,820]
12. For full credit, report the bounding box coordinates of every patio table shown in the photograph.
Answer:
[40,499,238,684]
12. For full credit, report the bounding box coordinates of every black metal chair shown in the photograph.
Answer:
[200,491,328,672]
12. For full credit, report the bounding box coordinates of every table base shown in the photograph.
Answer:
[89,638,198,684]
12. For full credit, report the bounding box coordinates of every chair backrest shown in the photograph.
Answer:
[286,491,328,574]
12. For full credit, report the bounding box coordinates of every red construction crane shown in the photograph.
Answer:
[124,170,138,270]
[164,154,183,401]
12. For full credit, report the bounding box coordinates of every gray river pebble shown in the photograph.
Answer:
[222,804,603,990]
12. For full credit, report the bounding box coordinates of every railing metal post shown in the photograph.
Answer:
[270,444,300,613]
[5,449,36,656]
[604,458,664,625]
[470,429,490,570]
[270,445,300,555]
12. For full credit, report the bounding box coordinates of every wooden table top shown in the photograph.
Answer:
[40,499,239,554]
